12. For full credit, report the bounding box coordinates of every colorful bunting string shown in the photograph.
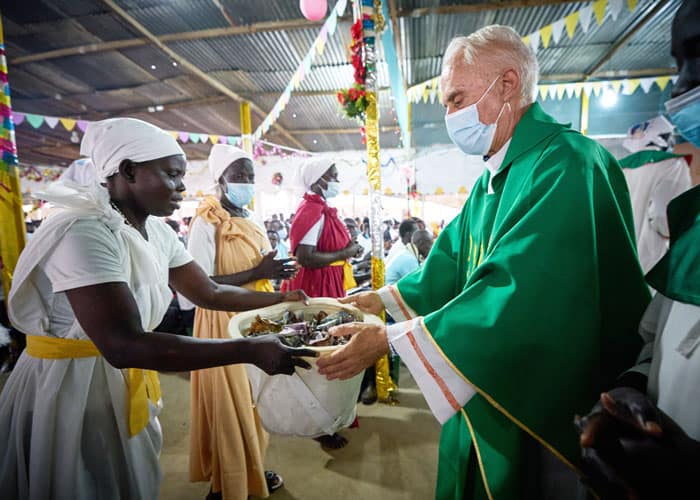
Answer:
[10,111,242,146]
[254,0,348,140]
[407,0,646,102]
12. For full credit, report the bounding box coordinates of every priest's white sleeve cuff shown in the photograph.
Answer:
[387,318,476,424]
[378,285,418,322]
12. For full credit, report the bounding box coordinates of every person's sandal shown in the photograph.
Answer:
[265,470,284,493]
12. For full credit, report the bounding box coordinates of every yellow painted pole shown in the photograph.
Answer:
[580,92,589,136]
[0,15,27,299]
[240,100,252,153]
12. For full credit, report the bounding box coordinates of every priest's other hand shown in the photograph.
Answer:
[316,322,389,380]
[244,335,316,375]
[575,387,700,499]
[281,289,310,305]
[338,291,384,316]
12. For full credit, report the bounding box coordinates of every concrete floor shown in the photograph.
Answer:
[158,368,440,500]
[0,366,441,500]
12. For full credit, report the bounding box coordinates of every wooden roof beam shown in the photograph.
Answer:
[101,0,306,150]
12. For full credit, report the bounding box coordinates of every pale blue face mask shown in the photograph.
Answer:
[444,76,507,156]
[226,183,255,208]
[665,86,700,149]
[322,181,341,199]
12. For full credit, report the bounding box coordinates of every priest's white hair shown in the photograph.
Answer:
[442,25,539,106]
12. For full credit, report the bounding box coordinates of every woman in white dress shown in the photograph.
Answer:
[0,118,312,500]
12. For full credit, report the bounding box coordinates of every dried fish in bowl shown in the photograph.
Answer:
[244,309,358,348]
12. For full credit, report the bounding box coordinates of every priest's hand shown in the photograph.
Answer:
[281,289,310,305]
[316,322,389,380]
[338,291,385,316]
[575,388,700,499]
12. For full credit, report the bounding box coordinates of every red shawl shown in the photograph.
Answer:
[287,193,350,298]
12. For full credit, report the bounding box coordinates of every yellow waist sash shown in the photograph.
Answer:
[330,260,357,291]
[25,335,161,438]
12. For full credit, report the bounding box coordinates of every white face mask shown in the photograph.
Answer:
[322,181,341,199]
[444,76,506,156]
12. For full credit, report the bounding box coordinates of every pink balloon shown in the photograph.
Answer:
[299,0,327,21]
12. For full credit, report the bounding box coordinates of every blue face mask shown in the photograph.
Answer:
[444,76,506,156]
[322,181,341,199]
[226,183,255,208]
[666,86,700,149]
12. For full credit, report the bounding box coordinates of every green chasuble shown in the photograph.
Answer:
[619,150,684,169]
[392,103,650,499]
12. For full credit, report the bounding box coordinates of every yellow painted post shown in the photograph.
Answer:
[580,92,589,136]
[240,101,252,153]
[0,15,27,299]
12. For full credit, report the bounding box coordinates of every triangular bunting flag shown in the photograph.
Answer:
[190,133,201,144]
[422,85,430,103]
[556,84,566,100]
[227,136,237,145]
[316,37,326,55]
[611,80,623,93]
[627,0,637,11]
[169,131,178,140]
[639,77,655,93]
[60,118,76,131]
[429,87,438,104]
[591,81,603,97]
[539,85,549,101]
[219,136,227,144]
[609,0,623,20]
[540,24,553,49]
[564,12,579,38]
[77,120,89,132]
[11,112,25,125]
[593,0,607,26]
[582,82,594,96]
[578,6,593,34]
[178,132,189,143]
[303,55,312,74]
[565,84,576,99]
[523,35,531,47]
[671,75,678,83]
[551,19,565,45]
[44,116,59,128]
[655,76,671,91]
[25,114,44,128]
[209,135,219,144]
[548,85,557,99]
[529,31,541,53]
[624,79,641,95]
[574,85,583,98]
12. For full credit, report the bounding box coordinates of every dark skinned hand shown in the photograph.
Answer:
[255,251,298,280]
[575,387,700,500]
[344,241,364,260]
[281,289,310,305]
[243,334,317,375]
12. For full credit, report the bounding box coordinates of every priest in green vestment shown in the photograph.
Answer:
[317,25,650,500]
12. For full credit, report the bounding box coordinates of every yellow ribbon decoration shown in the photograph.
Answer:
[25,335,161,437]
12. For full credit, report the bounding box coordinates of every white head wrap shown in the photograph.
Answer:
[623,115,675,153]
[59,158,96,186]
[80,118,185,181]
[298,158,334,191]
[208,144,253,183]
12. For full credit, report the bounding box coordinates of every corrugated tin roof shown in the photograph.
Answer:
[2,0,684,162]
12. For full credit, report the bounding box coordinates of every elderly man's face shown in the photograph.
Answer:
[441,57,506,126]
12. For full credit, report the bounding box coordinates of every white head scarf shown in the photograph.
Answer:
[298,158,334,191]
[622,115,675,153]
[59,158,96,186]
[208,144,253,183]
[80,118,184,181]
